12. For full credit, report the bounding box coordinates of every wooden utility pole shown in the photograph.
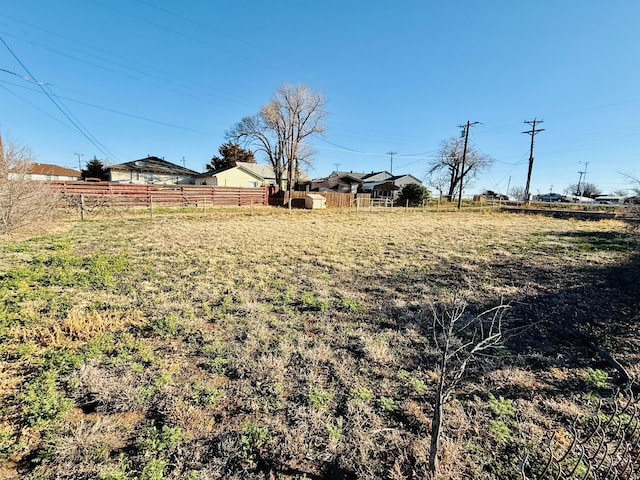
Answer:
[457,121,479,210]
[576,171,585,196]
[523,119,544,204]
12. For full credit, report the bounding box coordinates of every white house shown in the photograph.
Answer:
[108,156,199,184]
[196,162,278,188]
[10,163,81,181]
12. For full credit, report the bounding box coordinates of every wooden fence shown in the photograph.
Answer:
[49,182,269,207]
[288,191,371,208]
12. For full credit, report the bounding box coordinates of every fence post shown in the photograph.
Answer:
[150,195,153,219]
[80,194,85,221]
[203,196,206,214]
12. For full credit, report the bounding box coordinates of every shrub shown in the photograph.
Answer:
[396,183,431,207]
[0,137,60,234]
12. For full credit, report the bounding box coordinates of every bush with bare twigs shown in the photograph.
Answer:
[0,136,60,234]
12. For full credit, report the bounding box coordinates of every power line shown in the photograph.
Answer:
[0,78,211,134]
[0,34,117,161]
[0,83,75,129]
[0,26,253,108]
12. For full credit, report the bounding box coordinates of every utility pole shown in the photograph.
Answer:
[334,163,341,172]
[387,151,397,174]
[579,161,589,195]
[576,171,585,196]
[457,121,480,210]
[522,119,544,204]
[74,152,84,173]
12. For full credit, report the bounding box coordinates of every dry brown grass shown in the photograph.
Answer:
[0,209,637,479]
[10,308,145,348]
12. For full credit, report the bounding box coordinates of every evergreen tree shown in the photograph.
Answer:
[207,142,255,171]
[82,156,109,180]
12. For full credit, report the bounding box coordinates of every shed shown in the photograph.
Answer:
[305,193,326,209]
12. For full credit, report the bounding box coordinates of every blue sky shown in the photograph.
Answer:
[1,1,639,196]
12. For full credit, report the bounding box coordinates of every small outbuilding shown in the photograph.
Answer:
[305,193,326,209]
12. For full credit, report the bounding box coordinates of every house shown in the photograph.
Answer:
[10,163,81,181]
[309,172,366,194]
[108,156,199,184]
[196,162,310,190]
[308,170,423,200]
[362,174,423,200]
[196,162,278,188]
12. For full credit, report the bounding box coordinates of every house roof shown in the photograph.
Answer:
[197,162,273,180]
[25,163,80,177]
[199,162,310,182]
[109,156,199,176]
[361,171,393,181]
[236,162,276,179]
[388,174,423,184]
[312,173,363,184]
[329,171,370,180]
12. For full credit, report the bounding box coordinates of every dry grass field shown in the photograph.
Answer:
[0,208,638,479]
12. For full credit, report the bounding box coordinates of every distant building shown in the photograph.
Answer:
[363,174,423,200]
[196,162,309,190]
[196,162,279,188]
[308,170,422,200]
[309,172,366,194]
[10,163,81,181]
[108,156,199,184]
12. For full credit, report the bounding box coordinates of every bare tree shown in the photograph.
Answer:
[428,296,508,474]
[0,135,59,234]
[429,137,493,201]
[564,182,601,198]
[620,172,640,232]
[509,186,526,201]
[227,84,327,205]
[621,172,640,196]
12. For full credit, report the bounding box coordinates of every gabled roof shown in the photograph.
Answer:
[361,171,393,181]
[326,173,364,184]
[25,163,80,177]
[329,171,369,180]
[197,162,275,180]
[236,162,276,179]
[109,156,199,176]
[389,174,423,184]
[200,162,310,182]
